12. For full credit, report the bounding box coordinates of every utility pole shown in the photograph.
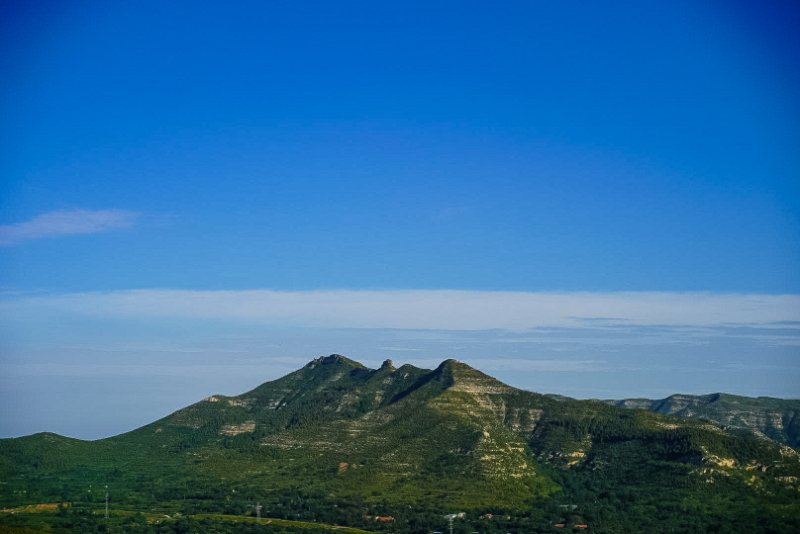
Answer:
[104,485,109,519]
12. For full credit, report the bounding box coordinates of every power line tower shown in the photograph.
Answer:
[445,513,458,534]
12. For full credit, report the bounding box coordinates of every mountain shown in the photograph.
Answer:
[1,355,799,533]
[607,393,800,449]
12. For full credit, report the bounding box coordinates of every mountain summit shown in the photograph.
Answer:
[1,355,799,532]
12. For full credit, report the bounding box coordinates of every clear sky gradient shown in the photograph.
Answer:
[1,1,799,438]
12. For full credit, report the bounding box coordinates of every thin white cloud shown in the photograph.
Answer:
[0,209,139,245]
[3,289,798,331]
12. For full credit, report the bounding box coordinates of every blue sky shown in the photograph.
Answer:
[1,1,799,438]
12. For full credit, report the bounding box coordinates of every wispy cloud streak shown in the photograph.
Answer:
[3,289,798,331]
[0,209,138,245]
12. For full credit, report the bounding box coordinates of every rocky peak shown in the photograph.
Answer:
[432,358,514,395]
[306,354,365,368]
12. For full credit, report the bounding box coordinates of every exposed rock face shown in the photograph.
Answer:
[220,421,256,436]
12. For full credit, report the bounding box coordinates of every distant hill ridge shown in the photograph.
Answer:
[607,392,800,448]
